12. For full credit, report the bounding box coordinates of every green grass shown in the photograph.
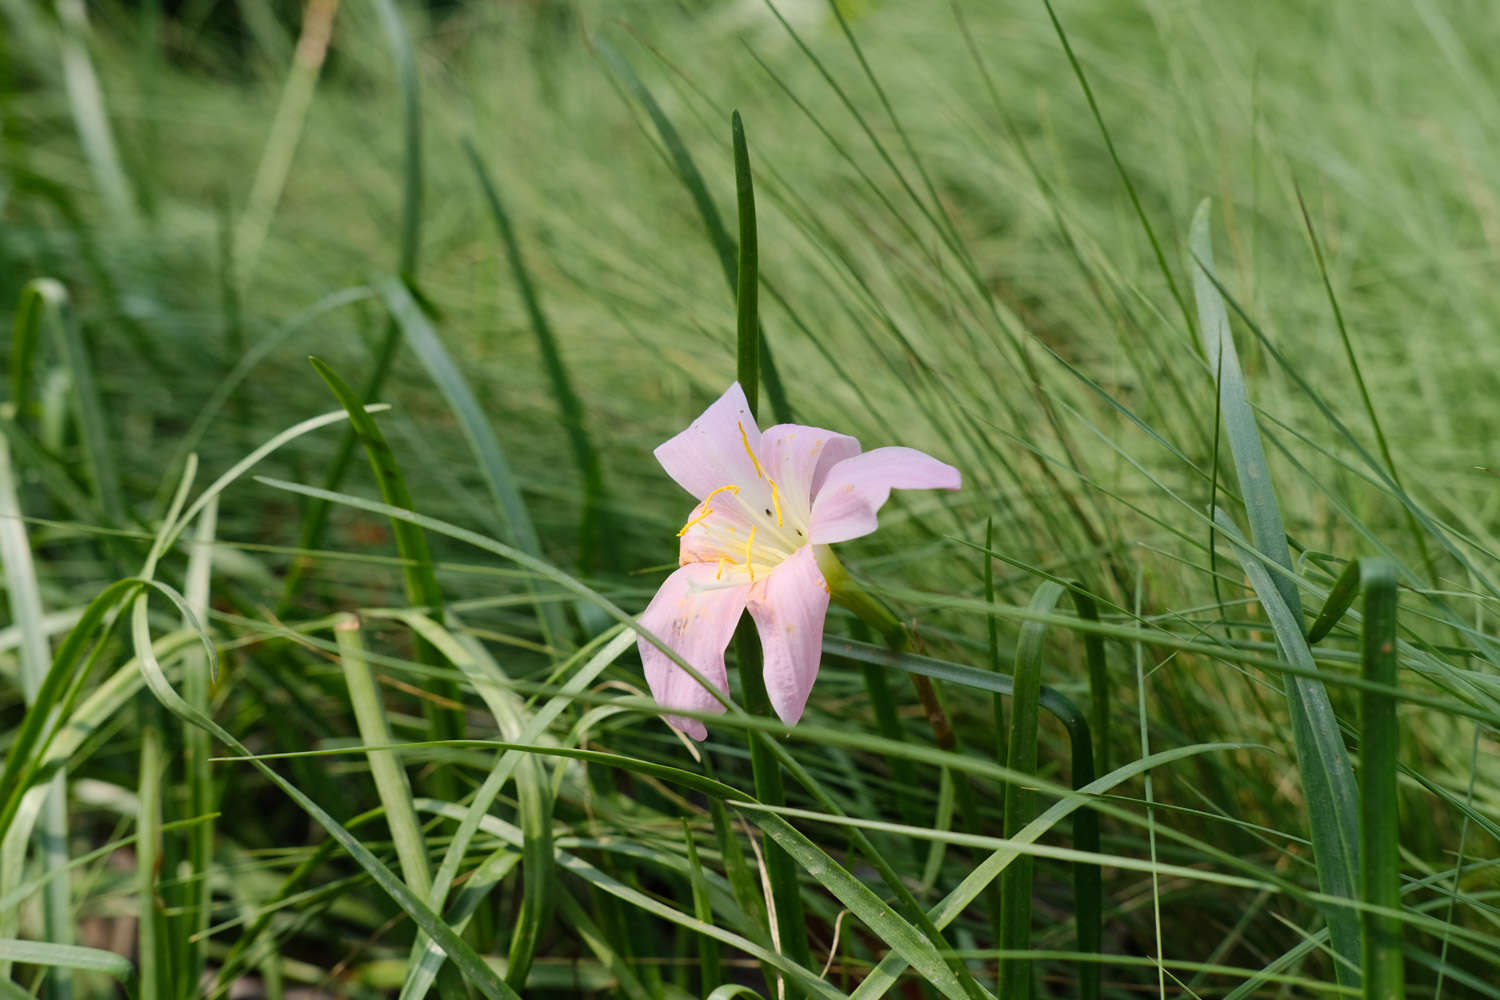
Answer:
[2,0,1499,996]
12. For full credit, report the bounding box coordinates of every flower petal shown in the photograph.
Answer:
[757,424,861,526]
[808,446,962,544]
[637,564,749,739]
[654,382,764,501]
[746,545,830,726]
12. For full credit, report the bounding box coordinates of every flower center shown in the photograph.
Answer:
[674,422,810,582]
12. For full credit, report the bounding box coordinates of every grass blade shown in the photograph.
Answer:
[729,103,812,991]
[1308,558,1363,645]
[378,277,570,651]
[596,40,791,421]
[181,496,218,991]
[999,580,1067,1000]
[1359,560,1405,999]
[0,423,71,996]
[733,110,759,416]
[54,0,136,227]
[1193,200,1361,982]
[332,615,432,898]
[463,139,613,572]
[1214,508,1362,984]
[129,589,522,1000]
[310,355,465,748]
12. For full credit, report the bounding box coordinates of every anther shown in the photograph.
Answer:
[768,478,784,526]
[745,526,757,582]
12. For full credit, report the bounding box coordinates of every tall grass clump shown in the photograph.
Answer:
[0,0,1497,996]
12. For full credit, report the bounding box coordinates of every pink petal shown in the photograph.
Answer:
[746,545,830,726]
[757,424,861,525]
[808,446,961,544]
[654,383,764,501]
[637,564,750,740]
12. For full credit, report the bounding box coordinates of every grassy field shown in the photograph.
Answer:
[1,0,1498,996]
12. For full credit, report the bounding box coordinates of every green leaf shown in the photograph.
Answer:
[1358,560,1405,999]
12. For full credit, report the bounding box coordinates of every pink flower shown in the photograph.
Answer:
[638,383,961,739]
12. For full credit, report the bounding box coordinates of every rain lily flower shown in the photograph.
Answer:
[638,383,961,739]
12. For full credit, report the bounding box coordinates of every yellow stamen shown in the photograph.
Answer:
[703,483,741,505]
[715,556,729,581]
[676,506,714,537]
[745,525,757,582]
[737,422,764,480]
[768,478,784,526]
[676,485,740,537]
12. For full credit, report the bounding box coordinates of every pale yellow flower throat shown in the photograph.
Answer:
[675,422,803,582]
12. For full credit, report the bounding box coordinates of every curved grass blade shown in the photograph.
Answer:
[1359,560,1404,999]
[378,277,569,650]
[1308,558,1363,645]
[1193,201,1360,982]
[596,40,790,422]
[1296,187,1434,582]
[278,0,421,606]
[417,800,848,1000]
[751,810,969,1000]
[129,590,522,1000]
[393,622,633,1000]
[1214,509,1361,984]
[463,138,613,572]
[8,278,123,524]
[0,939,134,989]
[310,356,465,745]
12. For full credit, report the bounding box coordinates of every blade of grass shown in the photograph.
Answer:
[462,139,613,573]
[0,939,135,989]
[0,423,72,995]
[129,588,522,1000]
[277,0,422,607]
[391,620,632,1000]
[1193,201,1361,980]
[54,0,135,227]
[1359,560,1404,998]
[310,355,465,749]
[332,614,432,899]
[1215,508,1362,984]
[683,818,724,995]
[10,278,124,524]
[728,105,812,993]
[1296,187,1435,583]
[180,496,218,992]
[999,580,1066,1000]
[596,41,791,422]
[232,0,338,290]
[378,277,569,652]
[1308,558,1363,645]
